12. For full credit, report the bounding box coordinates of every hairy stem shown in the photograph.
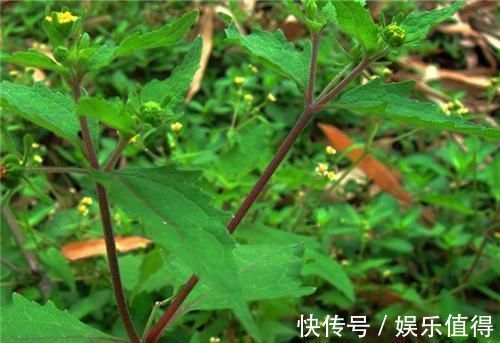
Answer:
[312,57,370,110]
[305,34,319,106]
[145,53,371,342]
[72,82,140,343]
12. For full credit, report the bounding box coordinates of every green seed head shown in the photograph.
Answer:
[384,24,406,47]
[140,101,164,125]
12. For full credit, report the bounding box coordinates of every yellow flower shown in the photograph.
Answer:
[56,11,78,24]
[340,259,350,266]
[315,162,329,176]
[234,76,245,85]
[267,93,277,102]
[171,122,183,132]
[209,338,221,343]
[80,197,93,206]
[45,15,53,22]
[326,171,335,181]
[33,155,43,164]
[243,93,254,102]
[382,269,392,278]
[249,64,258,73]
[442,100,468,116]
[129,134,140,144]
[32,142,40,149]
[77,204,89,216]
[325,146,336,155]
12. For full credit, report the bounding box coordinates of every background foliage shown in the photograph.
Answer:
[1,1,498,342]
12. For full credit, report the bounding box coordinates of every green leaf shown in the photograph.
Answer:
[402,0,463,47]
[374,238,414,254]
[69,290,112,320]
[0,293,120,342]
[87,43,118,72]
[331,0,379,51]
[95,167,260,340]
[0,81,80,144]
[164,244,314,311]
[7,50,67,73]
[76,97,135,134]
[301,249,355,302]
[334,79,500,139]
[115,11,198,57]
[225,23,311,90]
[140,37,202,108]
[39,247,76,292]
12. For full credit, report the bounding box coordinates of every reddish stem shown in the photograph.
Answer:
[146,44,370,343]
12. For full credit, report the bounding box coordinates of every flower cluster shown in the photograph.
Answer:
[77,196,93,216]
[45,11,78,24]
[442,100,469,116]
[315,162,335,181]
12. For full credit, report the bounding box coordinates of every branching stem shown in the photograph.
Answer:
[145,48,372,343]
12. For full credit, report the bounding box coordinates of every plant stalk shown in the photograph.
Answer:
[72,82,140,343]
[305,34,319,106]
[103,134,129,171]
[145,54,370,343]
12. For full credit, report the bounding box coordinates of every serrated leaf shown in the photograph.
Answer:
[141,37,202,108]
[0,81,80,144]
[331,0,379,51]
[402,0,463,47]
[225,23,311,90]
[0,293,120,342]
[334,79,500,139]
[302,249,355,302]
[95,167,260,340]
[76,97,135,134]
[116,11,198,56]
[165,244,315,311]
[7,50,67,73]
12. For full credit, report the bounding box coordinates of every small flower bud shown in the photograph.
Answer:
[243,93,254,102]
[140,101,164,125]
[77,204,89,216]
[267,93,277,102]
[234,76,245,85]
[171,122,183,132]
[383,24,406,47]
[33,155,43,164]
[53,46,69,63]
[80,197,93,205]
[326,146,336,155]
